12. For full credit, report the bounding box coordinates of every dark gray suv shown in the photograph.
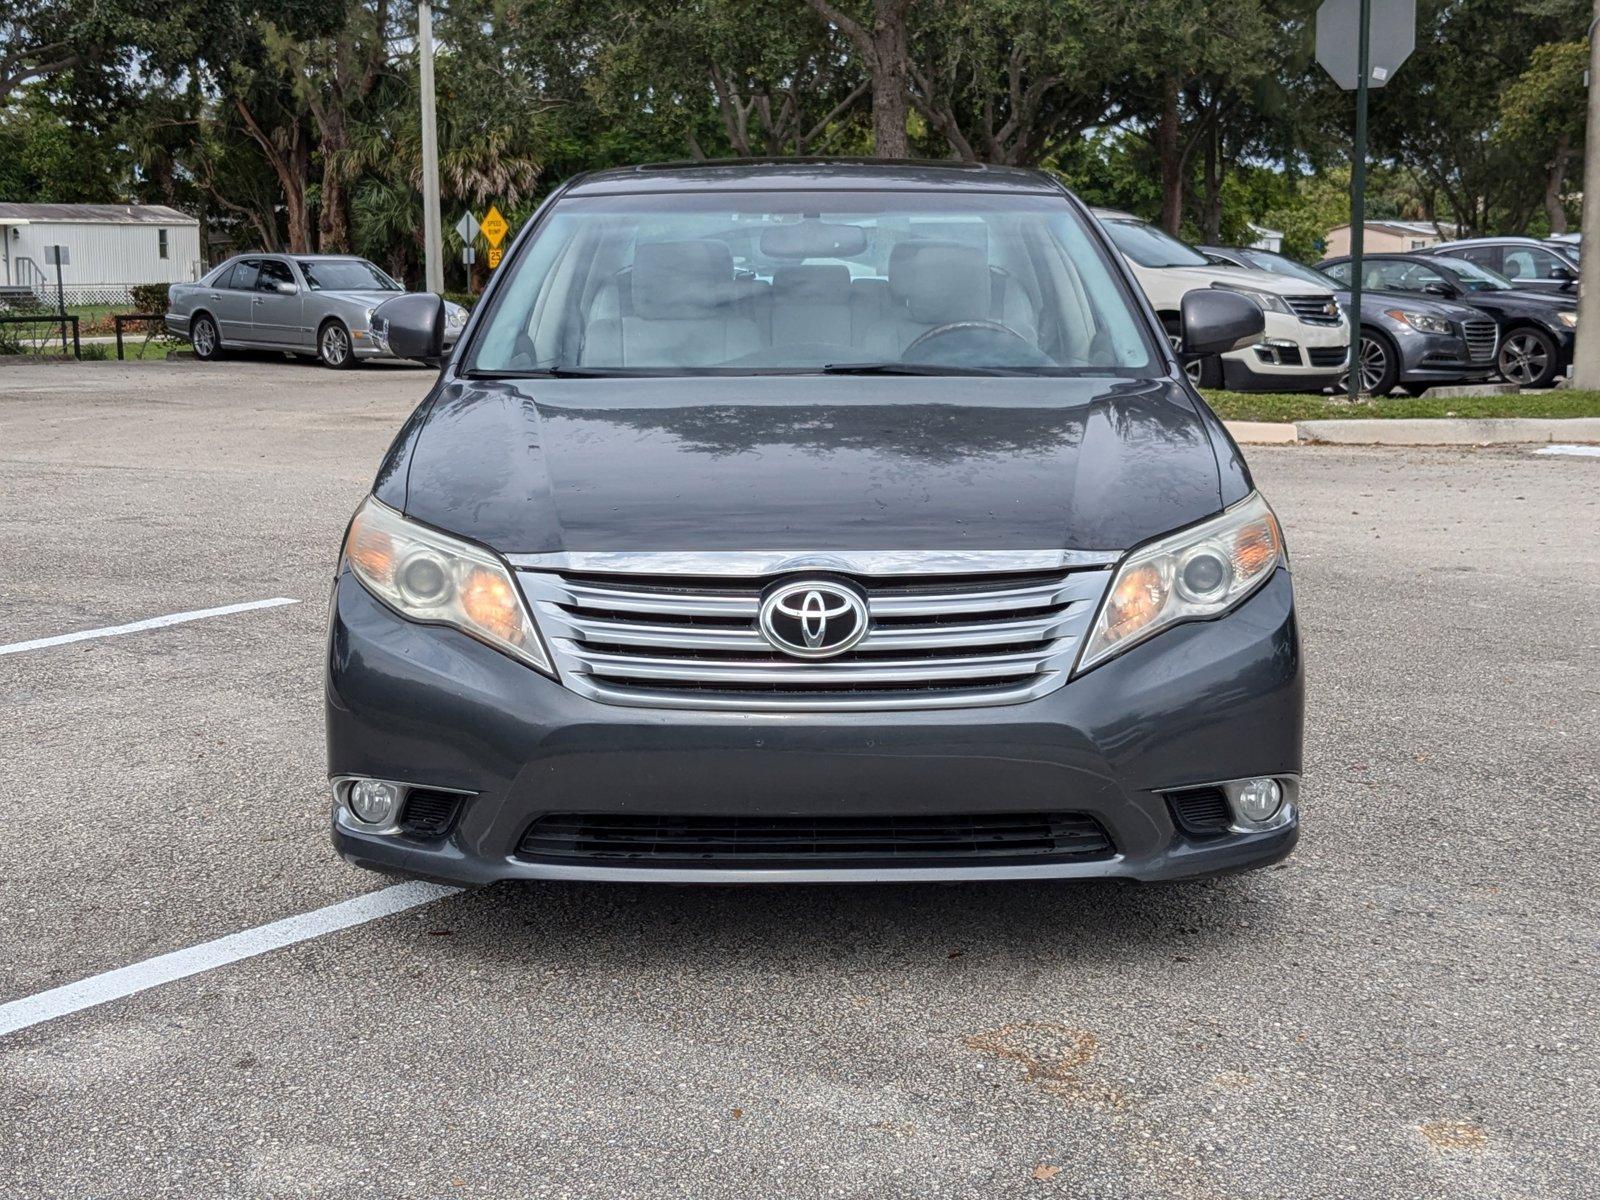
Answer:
[329,160,1302,886]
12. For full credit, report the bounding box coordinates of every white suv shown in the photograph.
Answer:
[1093,209,1348,391]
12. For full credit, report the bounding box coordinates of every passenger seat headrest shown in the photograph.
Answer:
[631,241,737,319]
[771,264,852,305]
[901,245,991,324]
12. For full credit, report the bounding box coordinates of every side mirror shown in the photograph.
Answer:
[1422,282,1455,298]
[1179,288,1265,356]
[371,293,444,365]
[1552,264,1577,283]
[275,281,297,295]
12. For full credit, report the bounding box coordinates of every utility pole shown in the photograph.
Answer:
[1572,0,1600,388]
[418,0,445,296]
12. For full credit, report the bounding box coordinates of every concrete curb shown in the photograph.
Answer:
[1223,418,1600,446]
[1295,417,1600,445]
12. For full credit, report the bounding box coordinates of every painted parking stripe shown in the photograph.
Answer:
[0,881,460,1039]
[0,597,299,657]
[1534,444,1600,458]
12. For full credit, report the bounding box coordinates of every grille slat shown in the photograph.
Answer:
[1462,319,1497,363]
[520,562,1112,711]
[1287,295,1342,324]
[518,811,1114,866]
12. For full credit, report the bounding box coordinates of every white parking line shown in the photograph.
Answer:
[1534,444,1600,458]
[0,881,460,1038]
[0,597,299,657]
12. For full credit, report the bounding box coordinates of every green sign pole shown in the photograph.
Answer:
[1348,0,1371,400]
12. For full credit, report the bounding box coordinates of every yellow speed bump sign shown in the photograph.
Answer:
[481,205,510,248]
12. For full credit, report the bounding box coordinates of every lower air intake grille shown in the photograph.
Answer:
[1167,787,1233,837]
[1307,346,1348,368]
[517,811,1114,867]
[399,789,464,837]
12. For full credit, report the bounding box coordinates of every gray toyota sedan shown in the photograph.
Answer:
[166,254,467,368]
[327,160,1302,886]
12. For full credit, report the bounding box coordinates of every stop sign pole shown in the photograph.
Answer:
[1318,0,1414,399]
[1349,0,1371,401]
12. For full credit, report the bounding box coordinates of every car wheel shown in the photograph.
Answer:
[190,313,223,361]
[1340,329,1399,397]
[318,320,357,370]
[1497,326,1559,389]
[1165,326,1223,388]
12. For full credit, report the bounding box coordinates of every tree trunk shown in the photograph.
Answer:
[1202,124,1224,243]
[1545,134,1572,234]
[1157,76,1183,235]
[870,0,910,158]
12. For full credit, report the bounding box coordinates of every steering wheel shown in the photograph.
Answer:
[904,320,1030,356]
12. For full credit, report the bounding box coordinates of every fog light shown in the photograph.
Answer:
[348,779,400,825]
[1234,778,1282,822]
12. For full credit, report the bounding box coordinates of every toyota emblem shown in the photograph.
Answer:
[758,579,869,659]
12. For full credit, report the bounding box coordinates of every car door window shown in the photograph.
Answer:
[229,260,261,291]
[1453,245,1501,272]
[256,260,295,292]
[1504,247,1567,281]
[1322,262,1352,285]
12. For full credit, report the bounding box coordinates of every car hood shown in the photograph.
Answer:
[388,376,1233,555]
[1147,264,1331,297]
[1342,291,1486,322]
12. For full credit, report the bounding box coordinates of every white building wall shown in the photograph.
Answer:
[7,220,202,292]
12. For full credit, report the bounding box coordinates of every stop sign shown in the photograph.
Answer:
[1316,0,1416,90]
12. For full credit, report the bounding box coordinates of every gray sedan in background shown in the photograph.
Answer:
[166,254,467,368]
[1200,245,1497,395]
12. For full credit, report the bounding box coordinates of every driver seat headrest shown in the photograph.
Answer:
[898,244,991,324]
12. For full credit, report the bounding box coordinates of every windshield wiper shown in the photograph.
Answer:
[820,361,1024,377]
[467,365,626,378]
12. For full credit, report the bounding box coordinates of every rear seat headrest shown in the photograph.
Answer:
[771,264,852,305]
[900,245,991,324]
[632,241,736,319]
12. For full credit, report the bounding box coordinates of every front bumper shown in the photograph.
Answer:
[326,568,1303,885]
[1392,330,1494,384]
[1220,311,1348,392]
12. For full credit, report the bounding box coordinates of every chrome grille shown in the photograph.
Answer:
[1287,295,1342,325]
[517,558,1113,711]
[1462,318,1498,363]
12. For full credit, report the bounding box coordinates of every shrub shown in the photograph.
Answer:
[129,282,171,313]
[442,290,476,309]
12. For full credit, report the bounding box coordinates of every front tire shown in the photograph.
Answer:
[1340,328,1399,397]
[318,320,357,370]
[1497,326,1560,389]
[190,313,223,361]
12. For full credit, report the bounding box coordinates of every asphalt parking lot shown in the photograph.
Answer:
[1,358,1597,1198]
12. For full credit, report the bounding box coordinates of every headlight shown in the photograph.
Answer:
[1212,283,1293,316]
[364,306,376,324]
[1074,492,1285,676]
[343,496,553,675]
[1385,309,1452,335]
[446,304,468,328]
[1558,310,1577,328]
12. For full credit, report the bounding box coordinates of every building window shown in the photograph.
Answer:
[158,229,169,259]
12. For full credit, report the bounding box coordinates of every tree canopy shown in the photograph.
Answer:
[0,0,1587,285]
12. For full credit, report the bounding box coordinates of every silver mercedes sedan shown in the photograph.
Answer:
[165,254,468,369]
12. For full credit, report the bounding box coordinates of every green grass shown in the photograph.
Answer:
[1200,389,1600,422]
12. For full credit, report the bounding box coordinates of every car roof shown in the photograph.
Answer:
[1431,236,1552,249]
[562,158,1063,196]
[1089,208,1139,221]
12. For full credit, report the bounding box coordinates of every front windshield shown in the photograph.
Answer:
[465,190,1156,375]
[297,259,402,292]
[1241,250,1339,289]
[1102,220,1210,269]
[1441,258,1513,291]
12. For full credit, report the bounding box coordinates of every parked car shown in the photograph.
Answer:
[328,160,1301,888]
[1092,209,1347,391]
[166,254,468,368]
[1201,245,1497,396]
[1317,252,1577,388]
[1427,236,1579,295]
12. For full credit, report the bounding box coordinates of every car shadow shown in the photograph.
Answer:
[413,873,1279,972]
